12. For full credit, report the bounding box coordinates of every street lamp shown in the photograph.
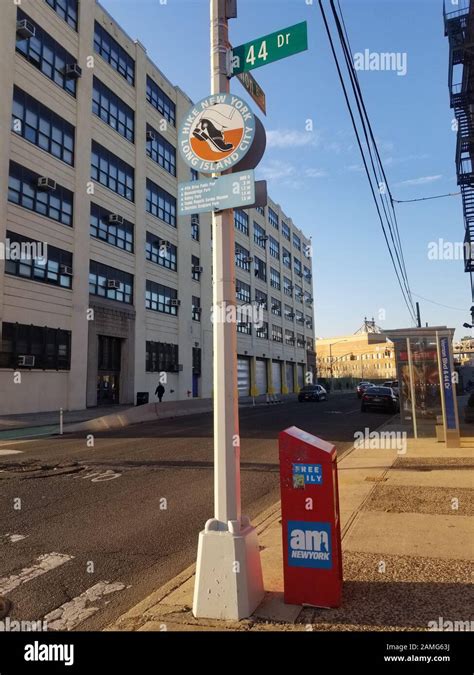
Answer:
[329,339,348,389]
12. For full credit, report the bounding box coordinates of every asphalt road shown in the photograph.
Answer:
[0,392,392,631]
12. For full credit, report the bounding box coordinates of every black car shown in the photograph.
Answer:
[361,386,399,413]
[298,385,328,402]
[356,381,374,398]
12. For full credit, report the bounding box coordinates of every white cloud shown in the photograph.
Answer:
[304,168,327,178]
[395,175,442,187]
[266,129,320,149]
[345,163,364,173]
[258,159,296,181]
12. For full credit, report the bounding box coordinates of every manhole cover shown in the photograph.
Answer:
[0,596,11,619]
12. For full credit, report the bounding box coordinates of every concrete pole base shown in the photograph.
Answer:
[192,517,264,620]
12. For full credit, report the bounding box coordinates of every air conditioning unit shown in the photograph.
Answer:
[259,235,268,242]
[194,307,202,313]
[107,279,121,290]
[287,312,295,319]
[16,19,35,39]
[271,304,280,311]
[37,176,56,191]
[146,130,156,142]
[18,354,35,367]
[242,256,254,263]
[192,265,203,274]
[108,214,124,225]
[60,264,73,276]
[170,298,181,307]
[64,63,82,79]
[159,240,171,249]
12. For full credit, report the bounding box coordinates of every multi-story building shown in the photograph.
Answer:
[0,0,315,414]
[444,0,474,301]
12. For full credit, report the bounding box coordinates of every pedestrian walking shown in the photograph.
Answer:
[155,383,165,402]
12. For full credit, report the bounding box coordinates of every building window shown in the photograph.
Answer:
[8,161,73,227]
[191,169,199,181]
[191,214,200,241]
[234,209,249,235]
[285,304,294,321]
[89,260,133,304]
[271,297,281,316]
[91,142,134,201]
[192,295,201,321]
[237,320,252,335]
[12,87,75,165]
[45,0,78,30]
[294,258,302,277]
[0,322,71,370]
[282,221,290,241]
[293,232,301,251]
[145,232,177,271]
[5,231,72,289]
[297,334,305,348]
[268,235,280,259]
[146,280,178,315]
[270,267,281,290]
[146,179,176,226]
[93,22,135,86]
[235,243,250,271]
[90,203,134,252]
[285,329,295,346]
[92,77,134,142]
[146,341,179,372]
[268,207,279,230]
[304,265,312,282]
[256,206,265,216]
[251,256,265,282]
[254,222,266,247]
[307,337,314,350]
[296,310,305,326]
[283,276,293,297]
[16,10,77,97]
[282,247,292,269]
[256,322,269,339]
[236,279,250,303]
[191,255,201,281]
[146,125,176,176]
[255,289,268,310]
[146,76,176,125]
[272,324,283,343]
[295,284,303,302]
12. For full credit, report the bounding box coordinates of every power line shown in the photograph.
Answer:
[319,0,417,324]
[394,192,461,204]
[411,292,466,312]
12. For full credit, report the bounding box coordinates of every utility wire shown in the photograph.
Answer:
[394,192,461,203]
[332,0,414,312]
[319,0,417,323]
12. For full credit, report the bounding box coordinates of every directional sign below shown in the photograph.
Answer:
[178,170,255,216]
[231,21,308,75]
[236,71,266,115]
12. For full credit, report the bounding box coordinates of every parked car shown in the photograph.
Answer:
[361,386,399,413]
[356,381,374,398]
[298,385,328,402]
[383,380,400,397]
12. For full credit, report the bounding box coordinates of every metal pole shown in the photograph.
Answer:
[406,337,418,438]
[416,302,421,328]
[210,0,240,527]
[59,407,63,436]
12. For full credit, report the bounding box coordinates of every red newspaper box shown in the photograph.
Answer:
[279,426,342,607]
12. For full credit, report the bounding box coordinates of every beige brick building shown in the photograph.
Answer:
[0,0,314,414]
[316,332,397,382]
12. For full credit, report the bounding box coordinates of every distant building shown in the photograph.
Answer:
[316,319,397,382]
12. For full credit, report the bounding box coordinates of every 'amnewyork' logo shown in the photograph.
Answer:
[287,521,332,569]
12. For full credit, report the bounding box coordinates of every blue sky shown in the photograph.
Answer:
[101,0,468,338]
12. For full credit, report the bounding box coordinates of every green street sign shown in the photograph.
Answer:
[236,71,266,115]
[231,21,308,75]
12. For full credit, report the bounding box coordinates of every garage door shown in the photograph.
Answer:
[237,357,250,396]
[286,363,294,393]
[272,361,282,394]
[255,358,267,394]
[297,364,305,390]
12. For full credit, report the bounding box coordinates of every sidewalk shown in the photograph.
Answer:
[107,423,473,632]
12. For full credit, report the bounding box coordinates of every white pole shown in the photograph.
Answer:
[193,0,264,620]
[59,407,63,436]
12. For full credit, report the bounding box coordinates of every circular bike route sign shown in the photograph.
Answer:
[178,93,256,173]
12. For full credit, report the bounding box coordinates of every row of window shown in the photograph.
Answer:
[236,321,308,346]
[0,322,71,370]
[45,0,78,31]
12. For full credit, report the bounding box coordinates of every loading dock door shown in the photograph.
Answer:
[272,361,282,394]
[297,364,305,390]
[286,363,294,393]
[256,358,267,394]
[237,356,251,396]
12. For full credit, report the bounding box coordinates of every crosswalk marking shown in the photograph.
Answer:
[0,533,27,544]
[0,553,73,595]
[44,581,126,630]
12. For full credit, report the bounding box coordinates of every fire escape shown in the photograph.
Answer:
[445,0,474,296]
